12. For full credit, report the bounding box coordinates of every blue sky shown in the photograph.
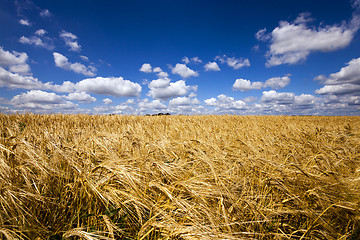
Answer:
[1,0,360,115]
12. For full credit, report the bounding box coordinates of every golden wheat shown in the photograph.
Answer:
[0,114,359,239]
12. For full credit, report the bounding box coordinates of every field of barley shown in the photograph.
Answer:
[0,114,359,240]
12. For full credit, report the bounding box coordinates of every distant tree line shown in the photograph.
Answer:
[145,113,171,116]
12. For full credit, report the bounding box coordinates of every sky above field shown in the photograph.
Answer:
[1,0,360,115]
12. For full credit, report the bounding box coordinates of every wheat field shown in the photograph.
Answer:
[0,114,359,240]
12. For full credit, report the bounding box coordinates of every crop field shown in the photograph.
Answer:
[0,114,359,240]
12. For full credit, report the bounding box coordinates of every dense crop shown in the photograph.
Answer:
[0,114,359,239]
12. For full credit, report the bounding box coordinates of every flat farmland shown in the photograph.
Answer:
[0,114,359,240]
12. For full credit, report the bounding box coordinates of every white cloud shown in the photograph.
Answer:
[53,52,96,76]
[264,76,291,89]
[227,57,250,69]
[45,76,142,97]
[169,96,192,106]
[204,97,216,106]
[139,99,166,110]
[9,64,30,74]
[315,57,360,95]
[148,78,193,100]
[19,36,54,50]
[80,55,89,61]
[60,31,81,52]
[261,10,360,66]
[294,94,317,106]
[40,9,51,18]
[316,84,360,95]
[157,71,169,78]
[341,96,360,105]
[11,90,62,104]
[244,96,257,103]
[0,106,9,112]
[318,57,360,85]
[167,96,201,115]
[191,57,202,63]
[35,29,47,36]
[139,64,169,78]
[255,28,271,41]
[0,67,42,89]
[76,77,142,97]
[63,92,96,103]
[103,98,112,105]
[19,19,31,26]
[215,55,250,69]
[10,90,77,111]
[171,63,199,78]
[204,94,247,111]
[233,75,290,91]
[204,62,220,71]
[153,67,162,72]
[45,81,76,93]
[182,57,190,64]
[261,90,295,104]
[140,63,152,73]
[182,57,202,64]
[233,78,263,91]
[0,47,29,68]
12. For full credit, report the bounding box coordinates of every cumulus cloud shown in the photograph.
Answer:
[294,94,317,106]
[9,64,30,74]
[171,63,199,78]
[215,55,250,69]
[63,92,96,103]
[44,81,76,93]
[233,78,263,91]
[169,96,192,106]
[263,76,291,89]
[60,31,81,52]
[103,98,112,105]
[148,78,195,100]
[76,77,142,97]
[261,90,295,104]
[233,76,290,91]
[191,57,202,63]
[19,19,31,26]
[139,99,166,110]
[204,62,220,71]
[19,36,54,50]
[204,95,247,115]
[182,57,190,64]
[182,57,202,64]
[45,76,142,97]
[0,67,42,89]
[170,96,200,106]
[11,90,62,104]
[35,29,47,36]
[157,71,169,78]
[40,9,51,18]
[205,94,247,111]
[260,9,360,66]
[0,48,27,65]
[167,96,201,115]
[140,63,153,73]
[139,64,169,78]
[255,28,271,41]
[153,67,162,73]
[153,67,169,78]
[315,57,360,95]
[10,90,77,111]
[316,84,360,95]
[53,52,96,76]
